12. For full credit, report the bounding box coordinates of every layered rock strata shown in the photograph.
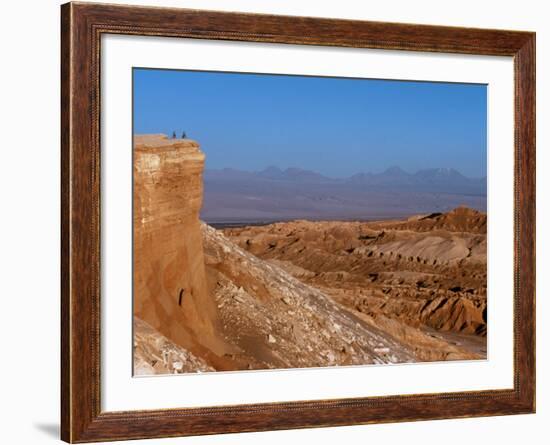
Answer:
[133,135,228,366]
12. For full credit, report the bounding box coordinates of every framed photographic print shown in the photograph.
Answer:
[61,2,535,442]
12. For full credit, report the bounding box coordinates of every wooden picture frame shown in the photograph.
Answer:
[61,2,535,442]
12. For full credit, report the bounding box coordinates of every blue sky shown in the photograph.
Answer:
[133,68,487,178]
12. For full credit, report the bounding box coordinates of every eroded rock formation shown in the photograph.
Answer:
[133,135,229,365]
[223,211,487,343]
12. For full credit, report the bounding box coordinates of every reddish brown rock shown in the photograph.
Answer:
[133,135,229,365]
[223,209,487,340]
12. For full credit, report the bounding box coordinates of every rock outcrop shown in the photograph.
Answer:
[133,135,229,366]
[382,206,487,234]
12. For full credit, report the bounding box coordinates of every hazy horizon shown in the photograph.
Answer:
[202,163,485,180]
[133,69,487,178]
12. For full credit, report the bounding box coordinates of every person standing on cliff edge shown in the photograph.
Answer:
[172,131,176,139]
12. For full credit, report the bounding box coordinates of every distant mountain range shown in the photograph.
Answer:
[201,165,486,223]
[205,165,486,195]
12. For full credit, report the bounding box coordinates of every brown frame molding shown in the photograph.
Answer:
[61,2,536,442]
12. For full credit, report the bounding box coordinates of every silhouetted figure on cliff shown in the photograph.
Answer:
[172,131,176,139]
[181,131,186,139]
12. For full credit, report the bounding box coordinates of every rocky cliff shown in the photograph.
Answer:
[133,135,229,366]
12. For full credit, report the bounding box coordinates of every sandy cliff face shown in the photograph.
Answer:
[133,135,227,363]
